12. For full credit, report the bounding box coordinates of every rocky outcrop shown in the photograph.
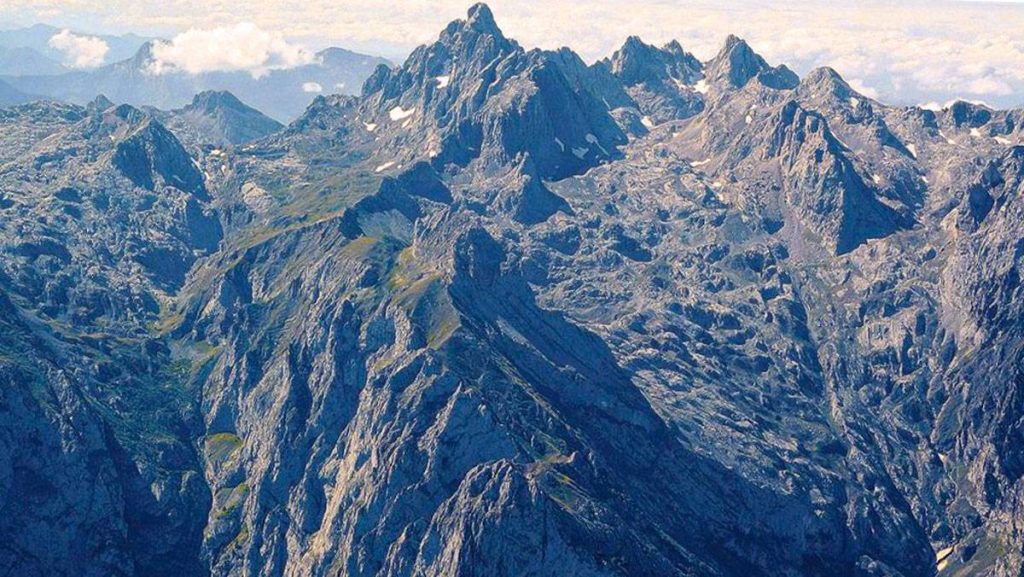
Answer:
[601,36,705,123]
[705,35,799,91]
[358,3,627,180]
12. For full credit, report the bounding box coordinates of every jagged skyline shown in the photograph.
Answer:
[2,3,1024,576]
[2,0,1024,108]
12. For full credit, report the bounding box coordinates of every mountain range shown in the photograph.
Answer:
[1,4,1023,577]
[0,23,151,72]
[0,25,390,121]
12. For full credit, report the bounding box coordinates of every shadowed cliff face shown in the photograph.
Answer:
[2,3,1024,577]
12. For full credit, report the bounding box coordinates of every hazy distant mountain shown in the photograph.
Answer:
[0,23,150,66]
[0,45,67,76]
[2,42,392,121]
[0,78,34,106]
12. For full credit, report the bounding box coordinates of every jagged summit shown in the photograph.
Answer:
[358,2,625,180]
[707,34,798,89]
[435,1,514,58]
[463,2,502,36]
[608,35,703,87]
[599,35,705,123]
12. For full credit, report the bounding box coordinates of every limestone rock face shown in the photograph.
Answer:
[2,4,1024,577]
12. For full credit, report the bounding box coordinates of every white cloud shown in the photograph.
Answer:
[48,29,109,68]
[302,81,323,92]
[147,22,316,77]
[847,79,879,100]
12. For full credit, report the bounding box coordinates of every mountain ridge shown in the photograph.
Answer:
[0,4,1023,577]
[1,40,391,121]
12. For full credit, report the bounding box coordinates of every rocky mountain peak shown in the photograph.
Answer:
[946,99,994,128]
[188,90,248,114]
[796,66,864,107]
[801,67,850,94]
[439,2,513,55]
[128,40,158,70]
[86,94,115,113]
[355,3,625,180]
[708,34,798,90]
[600,35,705,123]
[75,103,209,197]
[160,90,283,147]
[362,3,516,100]
[609,35,702,87]
[710,36,756,86]
[465,2,501,35]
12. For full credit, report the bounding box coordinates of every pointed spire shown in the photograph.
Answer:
[708,35,796,90]
[87,94,114,113]
[466,3,500,35]
[438,2,513,57]
[714,35,764,87]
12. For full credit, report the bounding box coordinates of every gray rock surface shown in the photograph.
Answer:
[1,4,1023,577]
[152,91,284,149]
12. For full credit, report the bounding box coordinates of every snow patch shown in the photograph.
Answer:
[693,79,709,94]
[641,116,655,129]
[906,143,918,158]
[690,159,712,167]
[995,136,1013,145]
[434,75,450,89]
[389,106,415,121]
[363,122,377,132]
[554,138,565,151]
[745,114,752,124]
[849,97,860,107]
[939,130,956,145]
[872,174,881,184]
[374,161,396,173]
[572,147,589,159]
[970,128,982,138]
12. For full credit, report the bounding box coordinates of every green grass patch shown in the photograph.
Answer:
[205,432,243,469]
[214,482,249,519]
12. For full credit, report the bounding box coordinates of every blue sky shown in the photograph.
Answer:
[3,0,1023,108]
